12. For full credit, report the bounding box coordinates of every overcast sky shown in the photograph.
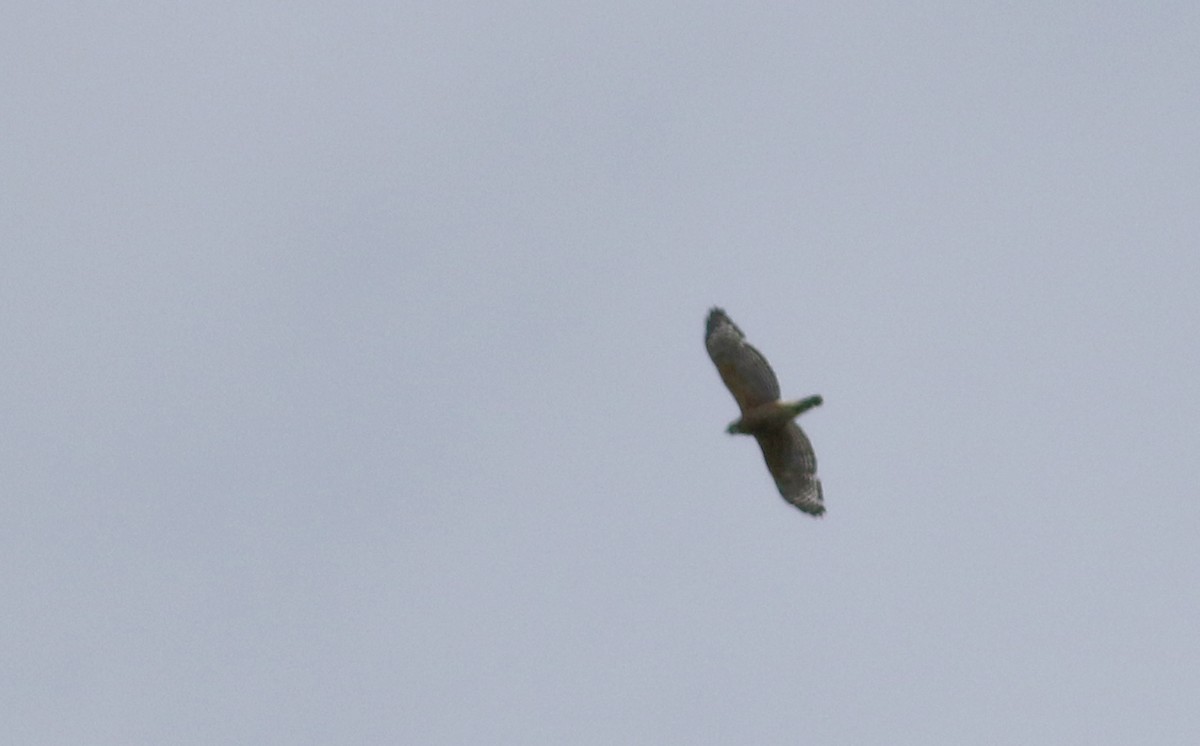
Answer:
[4,2,1199,744]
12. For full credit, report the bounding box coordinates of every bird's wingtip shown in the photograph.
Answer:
[705,307,738,340]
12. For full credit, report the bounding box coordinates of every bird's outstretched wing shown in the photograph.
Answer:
[755,422,825,516]
[704,308,780,413]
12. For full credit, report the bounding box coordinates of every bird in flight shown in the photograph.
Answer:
[705,307,825,516]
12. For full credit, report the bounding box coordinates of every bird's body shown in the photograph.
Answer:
[704,308,825,516]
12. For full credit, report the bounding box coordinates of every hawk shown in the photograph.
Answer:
[705,307,825,516]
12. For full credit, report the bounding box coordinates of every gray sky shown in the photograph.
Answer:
[4,2,1199,744]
